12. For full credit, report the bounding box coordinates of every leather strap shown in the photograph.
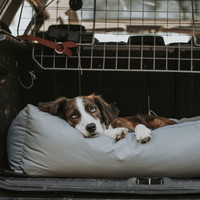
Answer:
[18,35,78,57]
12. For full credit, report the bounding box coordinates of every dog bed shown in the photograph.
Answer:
[7,104,200,178]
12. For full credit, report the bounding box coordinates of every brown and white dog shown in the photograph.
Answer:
[38,94,176,143]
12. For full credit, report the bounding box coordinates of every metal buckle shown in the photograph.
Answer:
[55,42,64,54]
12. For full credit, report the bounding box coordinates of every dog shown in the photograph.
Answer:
[38,94,176,143]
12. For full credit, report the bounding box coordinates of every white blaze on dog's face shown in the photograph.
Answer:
[74,97,104,137]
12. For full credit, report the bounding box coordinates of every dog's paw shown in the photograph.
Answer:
[104,127,128,140]
[135,124,152,143]
[115,128,128,140]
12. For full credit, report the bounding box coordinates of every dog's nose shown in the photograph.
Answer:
[86,123,96,133]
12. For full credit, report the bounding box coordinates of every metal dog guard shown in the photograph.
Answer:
[16,0,200,73]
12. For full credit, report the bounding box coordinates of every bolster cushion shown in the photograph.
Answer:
[7,104,200,178]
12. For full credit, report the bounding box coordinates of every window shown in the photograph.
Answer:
[80,0,194,44]
[9,0,35,36]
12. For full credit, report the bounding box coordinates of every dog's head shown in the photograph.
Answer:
[38,94,119,137]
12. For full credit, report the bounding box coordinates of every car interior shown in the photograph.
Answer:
[1,0,200,198]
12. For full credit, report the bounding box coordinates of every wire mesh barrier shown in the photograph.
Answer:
[17,0,200,72]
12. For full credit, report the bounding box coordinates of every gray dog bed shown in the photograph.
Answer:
[7,104,200,178]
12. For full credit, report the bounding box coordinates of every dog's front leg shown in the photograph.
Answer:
[104,126,128,140]
[135,124,152,143]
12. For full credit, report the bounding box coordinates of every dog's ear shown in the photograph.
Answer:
[38,97,68,118]
[88,94,119,127]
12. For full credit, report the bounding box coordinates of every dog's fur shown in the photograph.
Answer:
[38,94,176,143]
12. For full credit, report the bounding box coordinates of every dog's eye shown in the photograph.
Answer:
[71,114,78,119]
[90,107,96,113]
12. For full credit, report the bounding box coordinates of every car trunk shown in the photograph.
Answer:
[1,29,200,199]
[1,0,200,198]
